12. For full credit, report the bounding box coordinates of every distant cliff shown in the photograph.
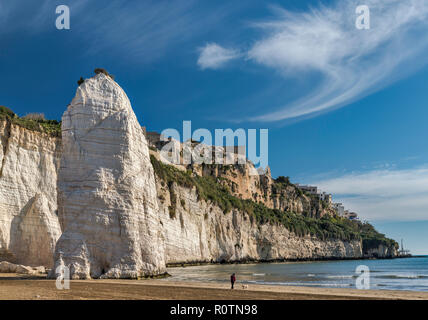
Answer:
[0,74,398,275]
[0,110,61,267]
[147,134,338,219]
[150,154,397,264]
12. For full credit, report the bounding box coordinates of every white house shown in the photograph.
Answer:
[333,203,345,216]
[320,192,332,204]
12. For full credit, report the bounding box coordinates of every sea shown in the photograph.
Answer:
[164,256,428,292]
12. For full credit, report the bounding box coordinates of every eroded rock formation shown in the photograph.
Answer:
[50,73,166,279]
[0,261,46,275]
[0,121,61,267]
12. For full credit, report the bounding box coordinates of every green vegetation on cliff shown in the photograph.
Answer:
[359,223,399,251]
[0,106,61,137]
[150,155,397,250]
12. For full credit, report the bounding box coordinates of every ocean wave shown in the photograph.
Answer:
[281,282,353,287]
[375,274,428,280]
[248,280,352,287]
[252,273,266,276]
[324,275,355,279]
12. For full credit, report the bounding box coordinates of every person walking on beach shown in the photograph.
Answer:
[230,273,236,289]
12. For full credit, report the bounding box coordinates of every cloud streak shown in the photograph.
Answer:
[74,0,201,62]
[223,0,428,122]
[71,1,248,64]
[197,43,240,70]
[1,0,243,64]
[313,166,428,221]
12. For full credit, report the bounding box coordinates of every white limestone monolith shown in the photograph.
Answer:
[50,73,166,279]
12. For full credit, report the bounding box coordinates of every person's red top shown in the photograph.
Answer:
[231,274,236,282]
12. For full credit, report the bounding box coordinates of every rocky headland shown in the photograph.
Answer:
[0,71,398,278]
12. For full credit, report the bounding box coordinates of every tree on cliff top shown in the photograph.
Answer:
[275,176,291,185]
[0,106,16,118]
[94,68,115,80]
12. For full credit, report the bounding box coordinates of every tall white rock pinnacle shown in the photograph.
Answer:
[50,73,166,279]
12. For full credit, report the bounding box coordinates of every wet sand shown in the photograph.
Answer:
[0,274,427,300]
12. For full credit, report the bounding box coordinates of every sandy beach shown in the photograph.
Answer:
[0,274,427,300]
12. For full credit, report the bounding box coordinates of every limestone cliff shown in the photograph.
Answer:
[147,135,335,219]
[156,182,363,264]
[197,163,334,218]
[50,73,166,279]
[363,244,397,259]
[0,120,61,267]
[0,73,398,274]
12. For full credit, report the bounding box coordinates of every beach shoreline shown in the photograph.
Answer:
[171,253,427,266]
[166,255,419,268]
[1,274,427,300]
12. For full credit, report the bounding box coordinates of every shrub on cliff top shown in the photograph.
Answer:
[0,106,16,118]
[359,222,399,251]
[0,106,61,137]
[275,176,290,185]
[94,68,115,80]
[23,113,45,121]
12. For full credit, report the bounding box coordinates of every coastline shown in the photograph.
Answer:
[1,274,427,300]
[166,255,411,268]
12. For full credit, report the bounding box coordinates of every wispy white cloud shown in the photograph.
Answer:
[313,166,428,221]
[203,0,428,122]
[197,43,240,70]
[1,1,243,63]
[74,1,246,63]
[74,1,201,62]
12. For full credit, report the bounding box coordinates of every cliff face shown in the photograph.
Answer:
[0,120,61,267]
[156,180,362,264]
[364,244,397,259]
[147,136,335,219]
[50,73,166,279]
[0,75,397,273]
[196,163,333,218]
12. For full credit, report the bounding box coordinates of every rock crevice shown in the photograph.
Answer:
[0,119,11,178]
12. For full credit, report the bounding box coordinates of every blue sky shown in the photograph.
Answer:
[1,0,427,254]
